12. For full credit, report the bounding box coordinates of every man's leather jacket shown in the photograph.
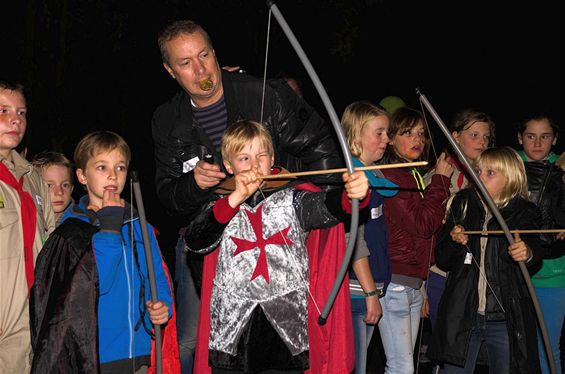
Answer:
[152,71,343,219]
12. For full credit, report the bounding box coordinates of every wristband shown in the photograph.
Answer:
[363,289,383,298]
[98,206,125,232]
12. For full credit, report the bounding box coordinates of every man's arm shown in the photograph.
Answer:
[267,78,344,185]
[151,110,217,218]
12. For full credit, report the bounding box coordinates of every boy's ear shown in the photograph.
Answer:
[76,168,88,186]
[452,131,460,144]
[517,133,523,145]
[270,154,274,168]
[223,159,234,175]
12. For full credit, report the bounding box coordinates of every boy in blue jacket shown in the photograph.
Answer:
[30,131,174,373]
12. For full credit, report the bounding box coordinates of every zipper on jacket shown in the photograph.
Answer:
[122,239,133,358]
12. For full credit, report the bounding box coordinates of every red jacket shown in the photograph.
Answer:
[382,168,450,279]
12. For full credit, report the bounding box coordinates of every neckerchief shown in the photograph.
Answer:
[352,157,398,197]
[0,161,37,292]
[449,154,467,190]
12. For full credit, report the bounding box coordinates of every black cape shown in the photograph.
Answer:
[30,218,99,373]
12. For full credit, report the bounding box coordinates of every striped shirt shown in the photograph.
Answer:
[192,96,228,150]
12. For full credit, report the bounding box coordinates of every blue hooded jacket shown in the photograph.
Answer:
[62,195,172,364]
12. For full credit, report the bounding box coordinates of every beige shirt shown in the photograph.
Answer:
[477,208,492,314]
[424,163,469,197]
[0,150,55,373]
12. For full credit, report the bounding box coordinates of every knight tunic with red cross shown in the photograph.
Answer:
[208,188,314,356]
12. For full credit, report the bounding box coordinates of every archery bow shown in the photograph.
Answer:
[265,0,359,325]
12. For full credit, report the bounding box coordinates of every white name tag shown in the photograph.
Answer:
[371,204,383,219]
[464,252,473,265]
[182,156,200,173]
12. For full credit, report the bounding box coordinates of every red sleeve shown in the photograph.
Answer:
[341,190,370,214]
[212,196,239,224]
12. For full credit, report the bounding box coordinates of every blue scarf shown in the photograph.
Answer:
[352,157,398,197]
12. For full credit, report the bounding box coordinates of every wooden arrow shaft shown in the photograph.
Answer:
[259,161,428,180]
[462,229,565,235]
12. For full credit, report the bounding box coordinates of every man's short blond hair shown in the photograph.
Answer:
[157,20,213,64]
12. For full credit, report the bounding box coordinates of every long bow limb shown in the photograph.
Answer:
[417,89,557,374]
[131,171,163,374]
[266,0,358,325]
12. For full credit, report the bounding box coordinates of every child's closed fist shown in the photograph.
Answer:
[435,152,454,178]
[508,232,531,262]
[450,225,468,245]
[146,301,169,325]
[229,167,262,207]
[342,171,369,200]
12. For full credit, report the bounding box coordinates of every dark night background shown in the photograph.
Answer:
[3,0,564,262]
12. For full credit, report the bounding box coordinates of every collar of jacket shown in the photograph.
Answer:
[64,195,138,225]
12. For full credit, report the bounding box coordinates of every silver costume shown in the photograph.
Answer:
[207,188,310,355]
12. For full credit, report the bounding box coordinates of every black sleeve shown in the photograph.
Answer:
[293,189,346,232]
[548,195,565,258]
[152,111,215,218]
[268,79,344,186]
[545,240,565,259]
[184,199,228,253]
[435,194,468,272]
[517,203,544,271]
[551,177,565,228]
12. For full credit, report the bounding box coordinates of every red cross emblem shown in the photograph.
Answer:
[231,205,293,283]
